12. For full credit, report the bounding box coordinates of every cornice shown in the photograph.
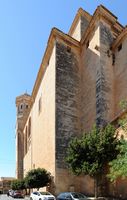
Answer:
[81,5,123,45]
[53,28,80,48]
[98,5,123,35]
[111,27,127,51]
[99,5,117,21]
[68,7,91,36]
[31,27,80,102]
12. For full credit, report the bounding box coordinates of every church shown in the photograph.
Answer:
[15,5,127,198]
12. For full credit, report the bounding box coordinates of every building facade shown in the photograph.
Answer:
[16,5,127,198]
[0,177,15,194]
[16,94,32,179]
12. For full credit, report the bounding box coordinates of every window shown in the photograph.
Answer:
[95,45,100,51]
[38,97,42,114]
[28,117,31,137]
[20,104,23,110]
[33,192,38,195]
[66,195,72,200]
[86,40,89,48]
[118,43,122,51]
[67,46,71,53]
[112,53,115,65]
[26,104,29,109]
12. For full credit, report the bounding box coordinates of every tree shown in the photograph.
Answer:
[108,100,127,182]
[108,139,127,182]
[11,179,26,190]
[25,168,51,190]
[66,124,120,198]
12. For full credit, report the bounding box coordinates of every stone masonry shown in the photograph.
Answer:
[16,5,127,198]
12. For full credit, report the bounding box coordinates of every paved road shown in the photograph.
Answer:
[0,195,29,200]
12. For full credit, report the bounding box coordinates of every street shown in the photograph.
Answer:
[0,195,29,200]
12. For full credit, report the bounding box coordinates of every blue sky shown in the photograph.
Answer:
[0,0,127,177]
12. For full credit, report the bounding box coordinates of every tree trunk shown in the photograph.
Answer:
[94,176,98,199]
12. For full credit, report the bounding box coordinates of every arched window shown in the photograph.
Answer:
[28,117,31,137]
[20,104,23,110]
[26,104,29,109]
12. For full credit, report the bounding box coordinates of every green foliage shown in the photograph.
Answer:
[25,168,51,189]
[118,100,127,132]
[66,124,120,197]
[119,100,127,111]
[66,124,119,177]
[107,99,127,182]
[108,139,127,182]
[11,179,26,190]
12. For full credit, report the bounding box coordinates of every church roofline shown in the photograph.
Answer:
[111,27,127,50]
[81,5,123,45]
[96,5,123,29]
[99,4,117,20]
[68,7,92,36]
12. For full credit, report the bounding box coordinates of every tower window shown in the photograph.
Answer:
[20,104,23,110]
[26,104,29,109]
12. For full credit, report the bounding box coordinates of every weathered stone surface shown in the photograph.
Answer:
[100,22,114,45]
[81,15,89,37]
[16,5,127,198]
[96,22,115,127]
[56,42,81,168]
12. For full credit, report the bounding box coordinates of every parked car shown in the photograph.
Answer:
[30,191,56,200]
[56,192,87,200]
[8,190,14,196]
[11,190,24,198]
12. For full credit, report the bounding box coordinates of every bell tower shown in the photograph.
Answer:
[15,93,32,179]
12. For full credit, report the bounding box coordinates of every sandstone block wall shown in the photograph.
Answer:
[81,23,100,132]
[55,40,95,195]
[16,5,127,198]
[56,41,81,169]
[23,46,56,177]
[70,13,90,41]
[16,130,24,179]
[114,37,127,115]
[98,21,114,125]
[81,15,90,38]
[55,168,94,196]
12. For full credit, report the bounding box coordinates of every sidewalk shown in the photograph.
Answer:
[24,195,30,200]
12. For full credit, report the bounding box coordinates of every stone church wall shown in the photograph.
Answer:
[98,20,115,125]
[17,5,127,198]
[114,37,127,116]
[23,46,56,178]
[70,13,90,41]
[56,41,81,168]
[81,22,100,132]
[55,41,86,194]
